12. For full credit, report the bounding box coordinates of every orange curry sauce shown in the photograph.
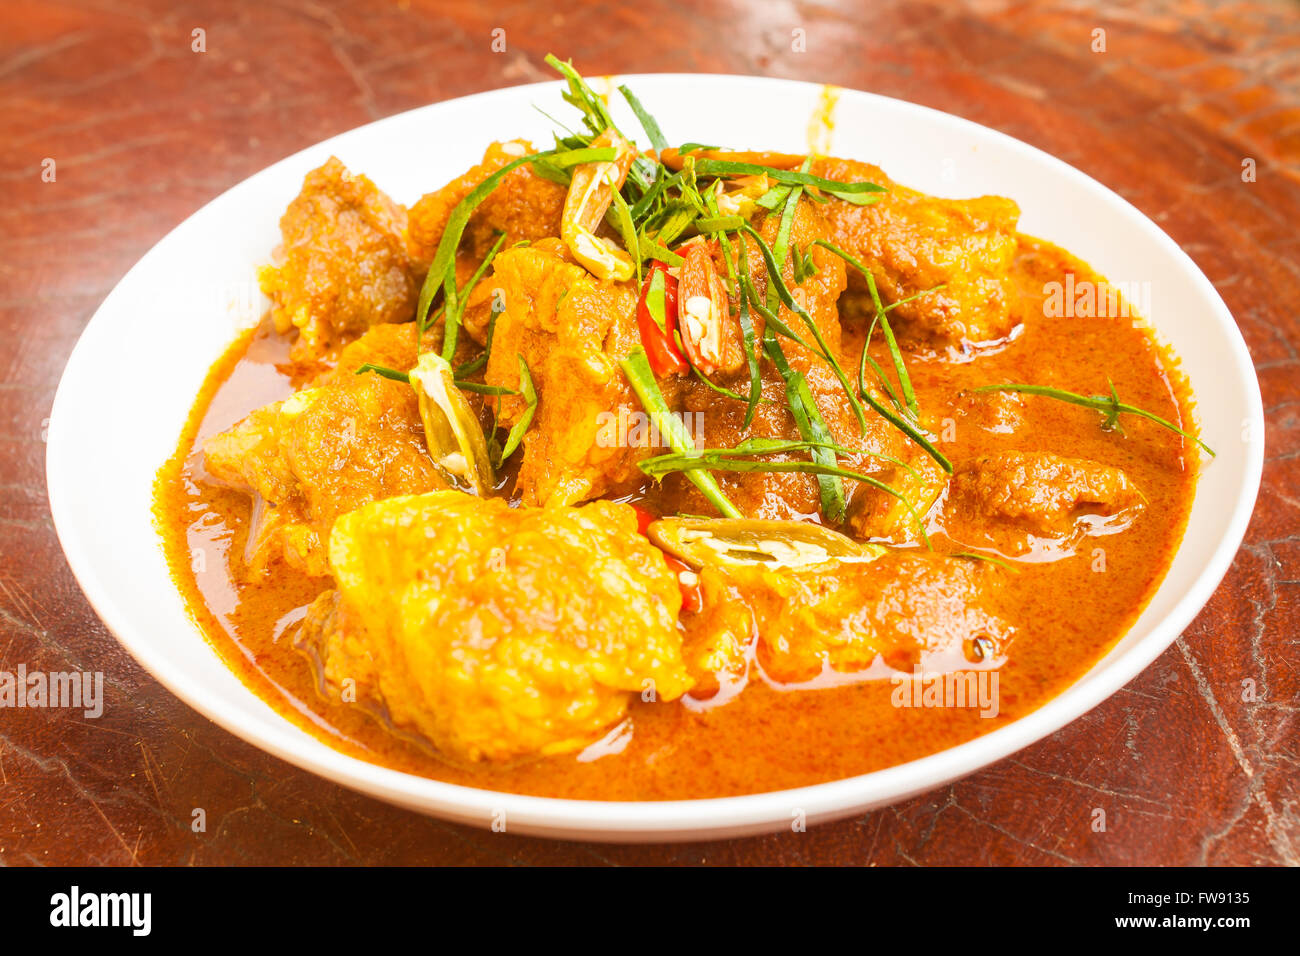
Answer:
[153,237,1197,800]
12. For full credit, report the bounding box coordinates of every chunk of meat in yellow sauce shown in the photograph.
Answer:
[812,157,1021,354]
[296,492,691,764]
[407,140,567,269]
[203,325,447,577]
[947,387,1027,435]
[481,238,650,506]
[847,449,949,544]
[679,568,754,698]
[684,551,1010,687]
[258,157,419,362]
[944,451,1143,556]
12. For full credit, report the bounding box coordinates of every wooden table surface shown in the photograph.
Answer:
[2,0,1297,866]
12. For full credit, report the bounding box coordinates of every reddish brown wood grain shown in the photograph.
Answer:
[0,0,1296,866]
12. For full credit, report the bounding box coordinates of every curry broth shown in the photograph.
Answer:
[154,236,1196,800]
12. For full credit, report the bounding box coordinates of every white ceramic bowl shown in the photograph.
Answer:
[47,75,1263,842]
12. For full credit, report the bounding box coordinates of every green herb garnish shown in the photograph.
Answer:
[731,238,763,427]
[416,151,552,345]
[618,85,669,154]
[693,159,886,204]
[548,146,618,167]
[620,347,742,518]
[731,436,915,476]
[763,332,847,523]
[608,189,641,286]
[740,221,868,434]
[690,363,773,405]
[456,291,505,377]
[355,362,411,383]
[814,238,918,419]
[701,186,762,426]
[694,214,747,234]
[638,442,930,545]
[644,266,669,333]
[441,232,505,362]
[545,54,616,137]
[453,382,518,396]
[496,355,537,465]
[857,387,952,474]
[975,382,1215,456]
[951,551,1014,570]
[755,185,792,210]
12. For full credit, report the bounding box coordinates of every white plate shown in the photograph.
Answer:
[47,75,1263,842]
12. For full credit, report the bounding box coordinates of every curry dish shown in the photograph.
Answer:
[154,60,1204,799]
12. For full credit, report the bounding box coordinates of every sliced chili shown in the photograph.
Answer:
[634,260,689,376]
[630,502,704,614]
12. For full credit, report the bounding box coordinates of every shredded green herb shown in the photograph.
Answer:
[951,551,1015,570]
[694,214,746,234]
[730,437,916,475]
[545,54,617,137]
[814,238,918,420]
[441,232,505,362]
[618,85,669,154]
[741,221,868,434]
[417,151,551,345]
[693,159,886,203]
[975,382,1215,456]
[456,291,505,377]
[548,146,618,167]
[690,363,772,405]
[609,190,641,286]
[857,387,953,474]
[638,443,930,546]
[731,237,764,427]
[496,355,537,465]
[620,347,742,518]
[755,184,792,211]
[453,382,518,396]
[644,267,668,333]
[762,331,847,523]
[355,362,410,383]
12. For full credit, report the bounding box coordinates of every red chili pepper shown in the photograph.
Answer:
[634,260,689,376]
[629,502,703,614]
[676,241,733,375]
[664,554,704,615]
[630,502,657,536]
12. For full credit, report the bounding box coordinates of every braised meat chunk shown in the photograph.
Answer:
[847,450,949,544]
[649,517,1009,690]
[407,140,567,269]
[481,238,649,506]
[203,325,447,577]
[679,549,1010,686]
[752,551,1010,681]
[813,157,1021,354]
[259,157,420,362]
[944,451,1143,556]
[296,492,692,764]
